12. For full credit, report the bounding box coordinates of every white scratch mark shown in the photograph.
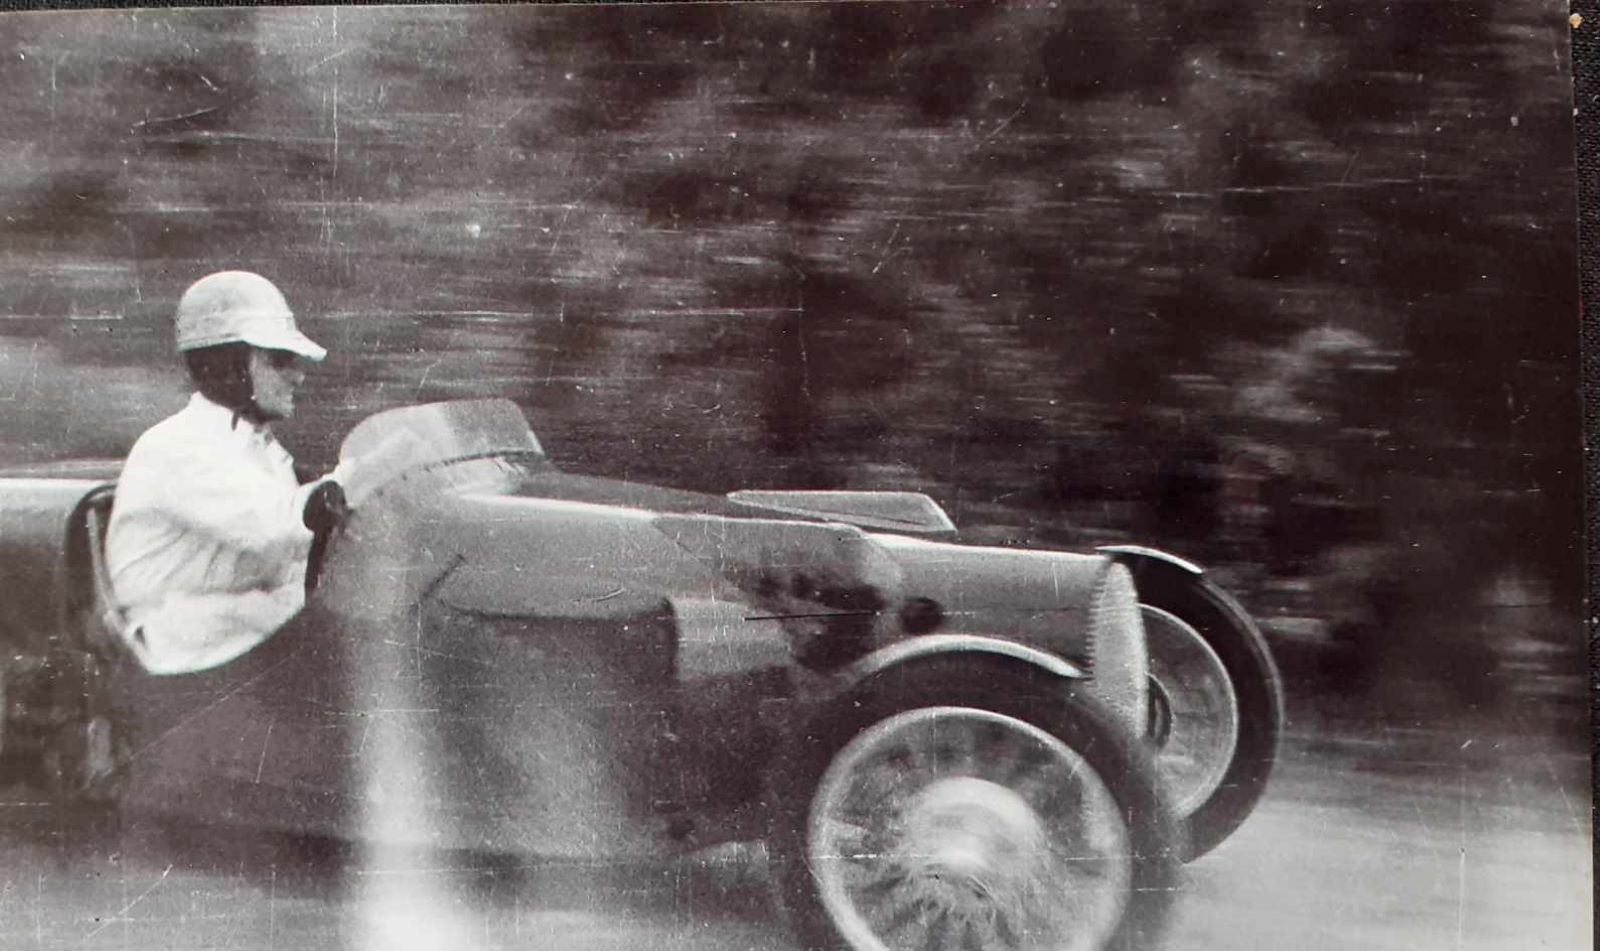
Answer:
[972,101,1026,149]
[1455,765,1467,950]
[493,101,530,134]
[870,221,903,275]
[255,717,276,783]
[331,10,341,180]
[129,105,220,131]
[48,54,62,153]
[85,864,173,938]
[547,203,576,259]
[120,657,293,765]
[307,47,351,73]
[414,355,445,399]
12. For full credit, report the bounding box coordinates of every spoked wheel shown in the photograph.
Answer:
[813,708,1136,951]
[772,657,1177,951]
[1142,606,1240,824]
[1123,561,1283,861]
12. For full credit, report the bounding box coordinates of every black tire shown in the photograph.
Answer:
[770,654,1180,951]
[1124,561,1284,860]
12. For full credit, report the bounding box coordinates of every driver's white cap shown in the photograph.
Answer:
[174,270,327,361]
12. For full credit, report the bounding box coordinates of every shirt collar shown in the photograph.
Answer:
[186,392,274,443]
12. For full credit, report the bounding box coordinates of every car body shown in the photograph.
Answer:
[0,398,1282,950]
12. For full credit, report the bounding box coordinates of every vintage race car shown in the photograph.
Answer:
[0,398,1282,951]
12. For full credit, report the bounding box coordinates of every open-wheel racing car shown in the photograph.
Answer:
[0,398,1282,951]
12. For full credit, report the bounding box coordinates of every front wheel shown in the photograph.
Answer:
[770,657,1179,951]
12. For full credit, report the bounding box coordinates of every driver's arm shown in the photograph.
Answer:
[127,437,316,561]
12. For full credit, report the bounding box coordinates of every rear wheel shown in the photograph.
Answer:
[1141,606,1239,833]
[771,657,1178,951]
[1132,568,1283,860]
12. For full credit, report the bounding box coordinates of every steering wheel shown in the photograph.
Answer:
[303,480,349,595]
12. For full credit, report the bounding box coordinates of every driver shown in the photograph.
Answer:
[106,271,343,675]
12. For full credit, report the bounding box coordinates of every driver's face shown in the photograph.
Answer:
[250,347,307,421]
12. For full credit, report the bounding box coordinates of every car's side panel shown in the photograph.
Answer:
[655,514,914,674]
[378,601,685,857]
[423,495,730,620]
[656,515,906,608]
[113,605,360,836]
[232,490,731,857]
[866,534,1104,660]
[0,478,107,654]
[866,536,1148,731]
[669,596,791,678]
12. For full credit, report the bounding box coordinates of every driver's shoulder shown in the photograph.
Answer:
[130,398,252,455]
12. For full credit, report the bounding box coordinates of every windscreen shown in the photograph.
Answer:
[337,399,546,504]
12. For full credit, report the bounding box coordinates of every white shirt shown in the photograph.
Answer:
[107,393,322,674]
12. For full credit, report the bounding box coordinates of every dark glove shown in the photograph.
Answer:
[303,479,349,534]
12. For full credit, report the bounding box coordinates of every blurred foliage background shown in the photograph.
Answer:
[0,2,1582,725]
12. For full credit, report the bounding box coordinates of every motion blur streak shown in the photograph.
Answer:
[333,491,480,951]
[348,623,479,951]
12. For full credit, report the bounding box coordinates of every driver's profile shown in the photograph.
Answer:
[105,270,342,675]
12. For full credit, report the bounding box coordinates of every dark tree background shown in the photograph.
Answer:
[0,2,1582,721]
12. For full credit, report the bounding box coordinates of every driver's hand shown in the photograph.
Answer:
[303,479,349,534]
[333,429,432,509]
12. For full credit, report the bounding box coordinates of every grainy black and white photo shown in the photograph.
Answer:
[0,3,1587,949]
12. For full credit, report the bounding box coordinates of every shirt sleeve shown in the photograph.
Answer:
[125,431,315,559]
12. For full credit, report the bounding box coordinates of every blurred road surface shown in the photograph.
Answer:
[0,694,1587,951]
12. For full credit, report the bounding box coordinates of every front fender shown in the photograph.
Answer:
[1097,544,1203,577]
[849,633,1089,684]
[1100,545,1264,642]
[822,633,1150,743]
